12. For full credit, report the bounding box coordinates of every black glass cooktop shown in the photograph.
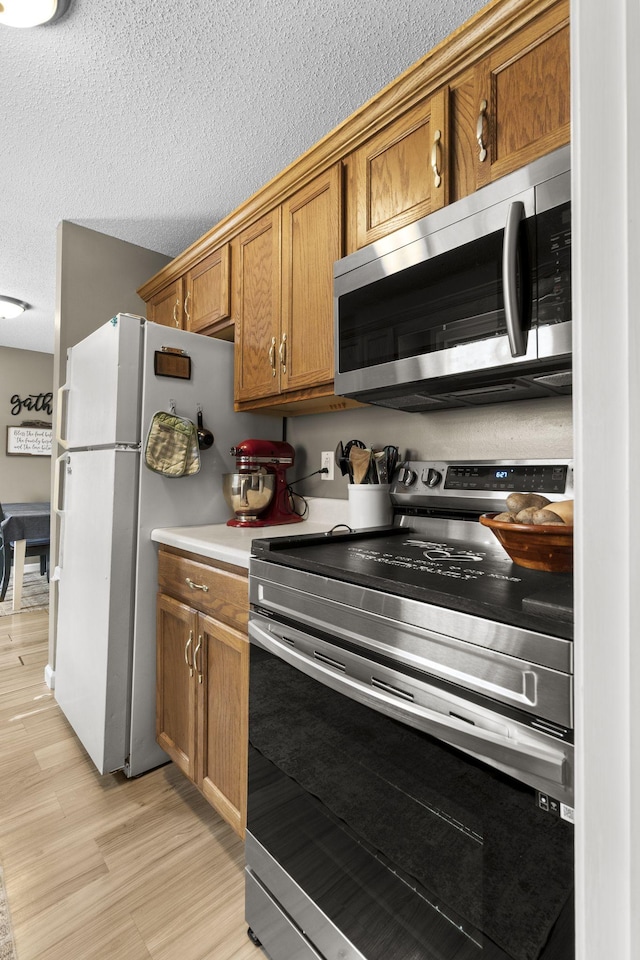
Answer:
[251,526,574,639]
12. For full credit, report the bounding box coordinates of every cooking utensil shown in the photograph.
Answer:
[343,438,365,458]
[341,439,366,482]
[196,406,214,449]
[383,444,399,479]
[373,450,388,484]
[335,441,351,478]
[349,447,371,484]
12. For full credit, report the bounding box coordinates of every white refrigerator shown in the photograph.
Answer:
[54,313,279,777]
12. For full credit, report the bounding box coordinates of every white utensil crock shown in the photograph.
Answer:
[348,483,392,529]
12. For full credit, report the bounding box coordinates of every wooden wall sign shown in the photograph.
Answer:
[6,425,53,457]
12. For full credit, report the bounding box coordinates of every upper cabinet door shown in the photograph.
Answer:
[233,209,282,404]
[436,0,570,206]
[184,245,231,335]
[147,277,184,329]
[280,164,343,394]
[353,90,448,249]
[447,66,491,204]
[478,0,570,183]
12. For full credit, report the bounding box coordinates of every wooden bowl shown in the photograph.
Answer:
[479,513,574,573]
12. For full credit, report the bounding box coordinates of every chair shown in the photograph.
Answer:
[0,504,50,603]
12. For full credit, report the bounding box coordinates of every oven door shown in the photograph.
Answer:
[246,616,574,960]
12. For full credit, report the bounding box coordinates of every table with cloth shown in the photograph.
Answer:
[1,502,50,611]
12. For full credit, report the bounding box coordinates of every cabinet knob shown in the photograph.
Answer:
[173,300,180,327]
[184,291,191,323]
[279,333,287,373]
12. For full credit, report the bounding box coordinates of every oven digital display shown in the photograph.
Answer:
[444,464,568,493]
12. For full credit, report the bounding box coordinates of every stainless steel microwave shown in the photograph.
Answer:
[333,145,571,411]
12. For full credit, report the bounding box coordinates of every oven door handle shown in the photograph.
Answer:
[250,621,568,789]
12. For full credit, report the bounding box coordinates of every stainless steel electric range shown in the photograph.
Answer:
[245,460,575,960]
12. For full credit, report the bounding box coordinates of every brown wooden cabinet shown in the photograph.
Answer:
[347,0,569,247]
[477,0,570,184]
[446,0,570,202]
[184,244,232,337]
[156,593,197,778]
[351,92,448,250]
[197,613,249,828]
[233,209,281,404]
[234,164,342,410]
[156,547,249,838]
[147,277,184,329]
[139,0,570,410]
[147,248,231,336]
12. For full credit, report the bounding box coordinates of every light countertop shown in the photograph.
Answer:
[151,497,349,569]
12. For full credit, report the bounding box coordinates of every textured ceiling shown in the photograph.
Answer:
[1,0,485,355]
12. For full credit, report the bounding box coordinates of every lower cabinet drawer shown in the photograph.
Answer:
[158,549,248,628]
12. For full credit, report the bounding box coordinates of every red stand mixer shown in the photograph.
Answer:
[223,439,304,527]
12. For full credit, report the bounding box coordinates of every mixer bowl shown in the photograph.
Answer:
[223,471,276,521]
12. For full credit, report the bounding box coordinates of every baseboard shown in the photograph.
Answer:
[44,664,55,689]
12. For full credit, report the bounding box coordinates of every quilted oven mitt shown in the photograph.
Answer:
[144,411,201,477]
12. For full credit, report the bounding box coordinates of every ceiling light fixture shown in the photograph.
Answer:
[0,0,71,28]
[0,297,29,320]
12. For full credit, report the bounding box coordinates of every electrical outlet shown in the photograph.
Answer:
[321,451,334,481]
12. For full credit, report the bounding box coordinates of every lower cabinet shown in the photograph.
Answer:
[156,547,249,838]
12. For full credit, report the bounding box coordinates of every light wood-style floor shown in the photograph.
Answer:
[0,608,262,960]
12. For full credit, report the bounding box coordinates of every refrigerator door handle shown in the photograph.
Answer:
[53,451,70,574]
[53,453,69,517]
[56,382,70,449]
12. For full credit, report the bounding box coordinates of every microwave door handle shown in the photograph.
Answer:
[250,621,567,788]
[503,200,527,357]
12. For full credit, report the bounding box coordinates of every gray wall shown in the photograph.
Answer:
[48,223,171,677]
[287,395,573,498]
[54,222,172,391]
[1,347,54,502]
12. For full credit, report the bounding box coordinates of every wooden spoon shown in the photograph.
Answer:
[349,447,371,484]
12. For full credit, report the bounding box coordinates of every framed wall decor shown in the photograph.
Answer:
[6,424,53,456]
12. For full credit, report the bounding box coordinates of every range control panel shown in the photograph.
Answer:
[444,463,568,493]
[391,459,574,515]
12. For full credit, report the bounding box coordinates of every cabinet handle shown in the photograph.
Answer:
[268,336,277,377]
[184,292,191,323]
[173,300,180,327]
[184,630,194,677]
[431,129,442,189]
[279,333,287,373]
[477,99,488,162]
[185,577,209,593]
[194,634,203,684]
